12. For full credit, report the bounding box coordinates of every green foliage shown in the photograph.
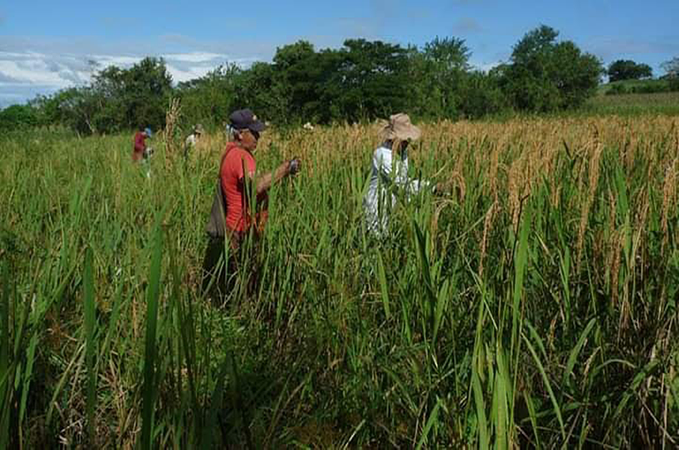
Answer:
[26,57,172,135]
[234,61,291,124]
[601,79,675,97]
[458,71,511,119]
[0,104,38,131]
[1,117,679,446]
[13,27,616,132]
[409,37,473,119]
[333,39,412,122]
[607,59,653,82]
[671,77,679,92]
[93,57,173,131]
[270,41,327,123]
[500,25,603,112]
[176,64,241,130]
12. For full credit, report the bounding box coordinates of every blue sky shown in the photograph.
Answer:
[1,0,678,107]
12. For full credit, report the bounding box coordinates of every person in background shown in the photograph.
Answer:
[363,113,443,236]
[184,123,204,158]
[202,109,300,296]
[132,127,152,162]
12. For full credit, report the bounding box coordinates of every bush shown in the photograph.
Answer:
[458,71,511,118]
[669,77,679,92]
[630,83,668,94]
[0,105,38,131]
[605,84,628,95]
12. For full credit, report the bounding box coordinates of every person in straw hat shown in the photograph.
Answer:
[363,113,436,235]
[184,123,204,159]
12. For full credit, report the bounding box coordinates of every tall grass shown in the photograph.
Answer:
[0,116,678,447]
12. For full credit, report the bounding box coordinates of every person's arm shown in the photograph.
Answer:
[375,148,428,195]
[253,160,292,197]
[240,158,299,204]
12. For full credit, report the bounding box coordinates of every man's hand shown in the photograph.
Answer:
[288,158,301,176]
[255,158,301,197]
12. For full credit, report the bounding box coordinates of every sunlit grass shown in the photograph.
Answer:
[1,115,678,448]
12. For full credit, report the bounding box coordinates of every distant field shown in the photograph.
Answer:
[1,116,678,448]
[585,90,679,115]
[597,78,671,95]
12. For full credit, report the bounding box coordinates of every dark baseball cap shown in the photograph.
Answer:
[229,109,266,133]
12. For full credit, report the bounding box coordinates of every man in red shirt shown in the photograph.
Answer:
[202,109,300,297]
[132,127,152,162]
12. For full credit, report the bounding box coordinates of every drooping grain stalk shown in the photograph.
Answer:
[164,97,182,167]
[661,158,677,253]
[576,130,603,270]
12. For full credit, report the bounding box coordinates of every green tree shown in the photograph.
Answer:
[501,25,603,112]
[233,61,290,125]
[272,41,324,123]
[177,64,241,128]
[607,59,653,82]
[32,57,174,134]
[661,57,679,78]
[411,37,471,119]
[117,57,173,130]
[423,36,470,72]
[31,87,102,134]
[457,70,511,119]
[330,39,412,122]
[661,57,679,91]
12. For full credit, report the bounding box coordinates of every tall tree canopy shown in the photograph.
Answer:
[500,25,603,112]
[7,26,614,133]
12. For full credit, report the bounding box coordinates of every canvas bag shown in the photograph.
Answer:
[205,149,234,238]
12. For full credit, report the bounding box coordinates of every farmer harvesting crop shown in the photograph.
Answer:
[132,126,152,162]
[202,108,300,295]
[364,113,444,235]
[184,123,204,158]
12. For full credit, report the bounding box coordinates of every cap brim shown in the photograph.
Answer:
[249,121,266,132]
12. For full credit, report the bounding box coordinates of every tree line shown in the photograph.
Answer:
[2,25,675,134]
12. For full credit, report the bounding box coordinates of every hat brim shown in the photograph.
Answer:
[401,126,421,141]
[380,124,421,141]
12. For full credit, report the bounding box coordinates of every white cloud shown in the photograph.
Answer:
[0,49,253,106]
[0,59,82,88]
[470,59,501,72]
[0,51,47,59]
[92,55,144,67]
[163,52,227,63]
[166,65,215,83]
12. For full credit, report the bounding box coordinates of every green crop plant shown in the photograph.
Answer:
[0,116,677,448]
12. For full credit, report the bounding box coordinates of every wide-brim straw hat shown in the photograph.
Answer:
[379,113,421,141]
[194,124,204,134]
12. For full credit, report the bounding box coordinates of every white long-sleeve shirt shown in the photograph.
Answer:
[363,145,429,235]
